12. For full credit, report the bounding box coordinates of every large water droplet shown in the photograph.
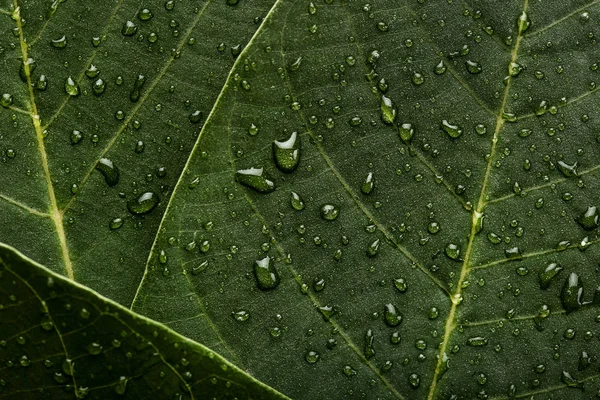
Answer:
[235,168,275,193]
[273,131,300,173]
[517,11,531,35]
[445,243,461,261]
[290,192,305,210]
[398,123,414,144]
[539,263,563,290]
[95,158,120,187]
[557,160,578,177]
[122,20,138,36]
[320,204,339,221]
[561,272,583,313]
[253,256,280,290]
[384,303,402,327]
[127,192,159,215]
[441,120,462,138]
[576,206,598,230]
[364,329,376,358]
[64,76,79,96]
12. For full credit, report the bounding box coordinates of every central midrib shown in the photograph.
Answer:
[426,1,530,398]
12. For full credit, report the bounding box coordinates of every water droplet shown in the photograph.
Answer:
[64,76,79,96]
[232,310,249,321]
[110,218,124,230]
[189,110,203,124]
[467,336,488,346]
[384,303,402,327]
[253,256,280,291]
[361,172,374,194]
[273,131,300,172]
[465,60,482,74]
[434,60,446,75]
[539,263,563,290]
[305,350,320,364]
[557,160,578,177]
[394,278,407,293]
[122,20,138,36]
[364,329,376,358]
[235,167,275,193]
[517,11,531,35]
[561,272,583,313]
[320,204,339,221]
[561,371,582,388]
[380,95,396,125]
[51,35,67,48]
[127,192,159,215]
[291,192,305,210]
[409,373,420,388]
[130,74,145,102]
[86,342,103,355]
[289,56,302,71]
[441,120,463,138]
[367,239,380,257]
[95,158,120,187]
[139,8,153,21]
[0,93,12,108]
[576,206,599,230]
[504,246,522,261]
[398,123,414,144]
[445,243,461,261]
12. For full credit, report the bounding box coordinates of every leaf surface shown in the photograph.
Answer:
[0,243,287,399]
[128,0,600,399]
[0,0,276,305]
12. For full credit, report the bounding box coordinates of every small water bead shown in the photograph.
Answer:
[127,191,159,215]
[86,342,103,355]
[289,56,302,71]
[465,60,482,74]
[409,374,420,389]
[384,303,402,327]
[504,247,522,260]
[95,158,120,187]
[248,123,259,136]
[475,124,487,135]
[64,76,79,96]
[361,172,374,194]
[561,272,584,313]
[367,239,380,257]
[122,20,138,36]
[576,206,599,230]
[320,204,339,221]
[305,351,320,364]
[253,256,280,290]
[509,62,523,76]
[380,94,396,125]
[51,35,67,48]
[441,120,463,138]
[235,167,275,193]
[561,371,581,388]
[428,222,440,234]
[467,336,488,346]
[290,192,305,210]
[412,72,424,85]
[273,131,300,173]
[36,75,48,91]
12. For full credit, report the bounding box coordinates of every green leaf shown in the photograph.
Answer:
[128,1,600,399]
[0,243,287,399]
[5,0,600,399]
[0,0,276,305]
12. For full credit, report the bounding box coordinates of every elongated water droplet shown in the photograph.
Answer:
[441,120,462,138]
[127,192,159,215]
[0,93,12,108]
[380,95,396,125]
[289,56,302,71]
[130,74,145,102]
[467,336,488,346]
[361,172,374,194]
[273,131,300,172]
[504,246,522,260]
[51,35,67,48]
[253,256,280,290]
[561,272,583,313]
[235,168,275,193]
[576,206,599,230]
[539,263,563,290]
[561,371,581,388]
[399,123,414,144]
[364,329,375,358]
[517,11,531,35]
[92,78,106,96]
[290,192,305,210]
[95,158,120,187]
[557,160,578,177]
[189,110,203,124]
[110,218,124,230]
[434,60,446,75]
[367,239,380,257]
[384,303,402,327]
